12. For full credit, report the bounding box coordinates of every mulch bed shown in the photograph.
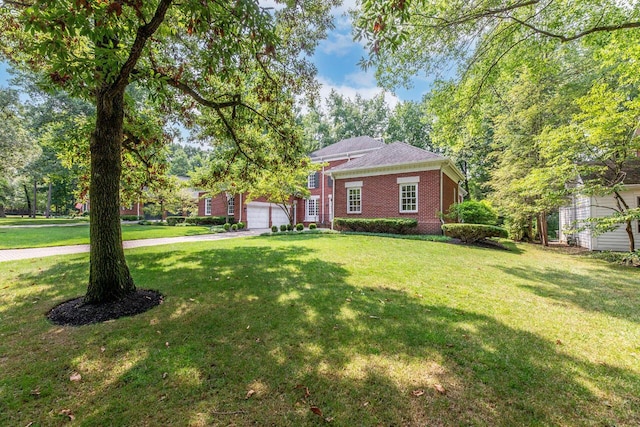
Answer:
[47,289,163,326]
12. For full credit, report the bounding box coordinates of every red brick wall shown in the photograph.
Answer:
[334,170,444,234]
[197,192,230,217]
[307,159,349,226]
[120,202,144,216]
[442,173,458,223]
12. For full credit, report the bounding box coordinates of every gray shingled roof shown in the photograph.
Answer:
[328,141,445,173]
[311,136,385,159]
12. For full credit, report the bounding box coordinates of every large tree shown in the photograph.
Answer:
[1,0,337,303]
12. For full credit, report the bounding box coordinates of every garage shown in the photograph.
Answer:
[270,205,291,228]
[246,203,270,229]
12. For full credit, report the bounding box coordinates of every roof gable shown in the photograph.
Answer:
[311,136,385,159]
[328,141,445,173]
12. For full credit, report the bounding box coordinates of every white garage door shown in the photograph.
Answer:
[271,205,291,227]
[246,203,269,229]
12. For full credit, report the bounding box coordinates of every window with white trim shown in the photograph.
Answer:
[399,183,418,213]
[307,172,317,189]
[227,196,235,216]
[347,187,362,214]
[305,197,319,220]
[204,198,212,216]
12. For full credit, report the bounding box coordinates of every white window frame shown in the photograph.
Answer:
[204,198,212,216]
[305,196,320,221]
[399,183,418,213]
[347,187,362,214]
[227,195,235,216]
[307,172,317,189]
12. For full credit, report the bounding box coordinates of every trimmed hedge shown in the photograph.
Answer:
[167,216,228,226]
[120,215,143,221]
[441,223,508,243]
[334,217,418,234]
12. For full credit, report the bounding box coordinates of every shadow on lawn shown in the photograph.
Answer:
[495,264,640,324]
[2,243,639,426]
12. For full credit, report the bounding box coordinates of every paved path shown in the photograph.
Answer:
[0,229,270,262]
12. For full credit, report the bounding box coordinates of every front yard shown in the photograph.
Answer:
[0,234,638,426]
[0,223,213,249]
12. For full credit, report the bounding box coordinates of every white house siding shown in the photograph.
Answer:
[559,195,593,250]
[591,190,640,252]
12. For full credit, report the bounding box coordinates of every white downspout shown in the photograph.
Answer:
[331,173,336,229]
[440,167,444,228]
[239,193,243,223]
[321,164,325,225]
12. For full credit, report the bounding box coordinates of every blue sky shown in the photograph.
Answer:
[0,2,432,108]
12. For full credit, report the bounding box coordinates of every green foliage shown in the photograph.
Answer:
[231,223,238,231]
[271,225,278,233]
[309,223,317,230]
[445,201,497,225]
[590,250,640,267]
[334,218,418,234]
[184,216,227,226]
[287,224,294,231]
[237,222,245,230]
[223,223,231,231]
[295,223,304,231]
[166,216,186,226]
[120,215,143,221]
[442,224,508,243]
[280,224,288,232]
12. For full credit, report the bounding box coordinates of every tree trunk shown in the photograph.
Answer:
[23,184,31,217]
[32,179,37,218]
[46,181,52,218]
[0,205,5,217]
[85,87,135,303]
[537,211,549,246]
[625,220,635,252]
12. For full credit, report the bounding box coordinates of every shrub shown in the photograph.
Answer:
[309,223,317,230]
[441,223,508,243]
[185,216,227,226]
[223,222,231,231]
[166,216,187,226]
[237,221,245,230]
[287,224,293,231]
[280,224,288,232]
[271,225,278,233]
[137,220,154,225]
[445,200,498,225]
[295,223,304,231]
[333,218,418,234]
[231,223,238,231]
[120,215,143,221]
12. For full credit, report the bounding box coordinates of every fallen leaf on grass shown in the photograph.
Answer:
[59,409,75,421]
[246,389,255,399]
[433,384,446,395]
[411,389,425,397]
[69,372,81,382]
[165,341,170,347]
[162,372,168,379]
[556,339,563,345]
[310,406,323,416]
[30,388,40,396]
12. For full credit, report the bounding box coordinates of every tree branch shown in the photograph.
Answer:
[111,0,173,95]
[504,15,640,42]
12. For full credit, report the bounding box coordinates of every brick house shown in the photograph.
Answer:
[327,141,464,234]
[195,136,464,233]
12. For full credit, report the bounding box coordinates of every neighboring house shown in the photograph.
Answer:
[196,136,465,233]
[196,136,387,229]
[559,162,640,251]
[327,141,464,234]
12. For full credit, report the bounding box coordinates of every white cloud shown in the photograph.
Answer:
[316,76,400,109]
[319,32,356,57]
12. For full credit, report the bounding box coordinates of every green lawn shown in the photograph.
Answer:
[0,215,89,226]
[1,234,639,426]
[0,224,213,249]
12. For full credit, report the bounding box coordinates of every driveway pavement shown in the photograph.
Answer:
[0,229,270,262]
